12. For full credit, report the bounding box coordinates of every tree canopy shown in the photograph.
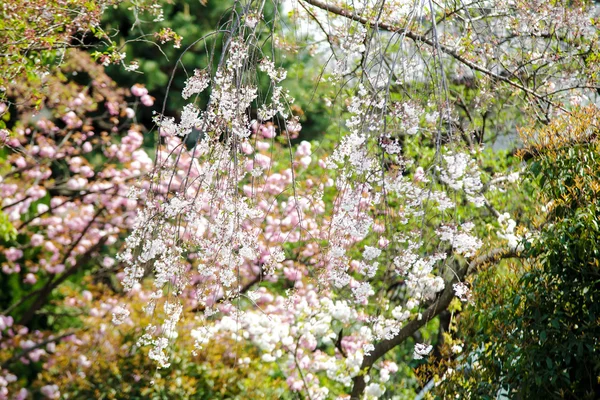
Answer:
[0,0,599,399]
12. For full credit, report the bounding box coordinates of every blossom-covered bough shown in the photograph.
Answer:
[113,0,599,398]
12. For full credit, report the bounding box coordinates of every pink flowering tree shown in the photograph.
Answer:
[0,49,157,398]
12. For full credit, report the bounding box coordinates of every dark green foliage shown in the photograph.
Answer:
[440,111,600,399]
[505,139,600,399]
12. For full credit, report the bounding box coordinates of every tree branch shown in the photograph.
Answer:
[17,236,108,326]
[301,0,568,113]
[193,271,262,313]
[350,247,518,399]
[0,331,77,369]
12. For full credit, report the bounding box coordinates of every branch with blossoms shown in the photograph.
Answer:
[299,0,599,119]
[0,331,77,370]
[107,4,535,399]
[17,235,108,327]
[350,247,518,398]
[0,43,164,397]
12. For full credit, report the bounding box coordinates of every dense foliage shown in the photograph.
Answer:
[440,108,600,399]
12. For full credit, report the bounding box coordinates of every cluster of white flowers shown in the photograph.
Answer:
[453,282,472,303]
[111,305,130,326]
[210,71,258,138]
[497,212,527,251]
[259,58,287,83]
[380,135,402,154]
[437,223,482,257]
[392,101,423,135]
[365,383,386,399]
[413,343,433,359]
[226,39,248,70]
[363,245,381,261]
[182,69,210,100]
[404,251,447,301]
[258,83,294,122]
[137,327,171,368]
[391,305,411,322]
[326,183,377,291]
[352,281,375,303]
[327,85,383,173]
[339,24,367,54]
[155,103,200,137]
[244,12,261,28]
[124,60,139,72]
[438,152,485,207]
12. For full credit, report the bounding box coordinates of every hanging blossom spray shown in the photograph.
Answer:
[117,1,509,398]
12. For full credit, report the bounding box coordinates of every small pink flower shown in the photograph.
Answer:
[241,141,253,154]
[125,107,135,119]
[372,223,385,233]
[82,290,93,302]
[14,388,28,400]
[4,248,23,262]
[414,166,426,182]
[299,156,311,167]
[102,257,115,268]
[105,101,119,116]
[62,111,82,129]
[283,267,302,281]
[31,234,44,246]
[0,129,9,147]
[24,273,37,285]
[131,84,148,97]
[78,355,92,368]
[15,157,27,168]
[286,377,304,392]
[256,141,270,151]
[140,94,154,107]
[40,384,60,399]
[259,124,276,138]
[28,348,45,362]
[295,141,311,157]
[254,154,271,169]
[0,315,14,330]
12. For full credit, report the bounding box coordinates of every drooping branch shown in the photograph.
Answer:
[350,247,518,399]
[192,270,263,313]
[300,0,568,113]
